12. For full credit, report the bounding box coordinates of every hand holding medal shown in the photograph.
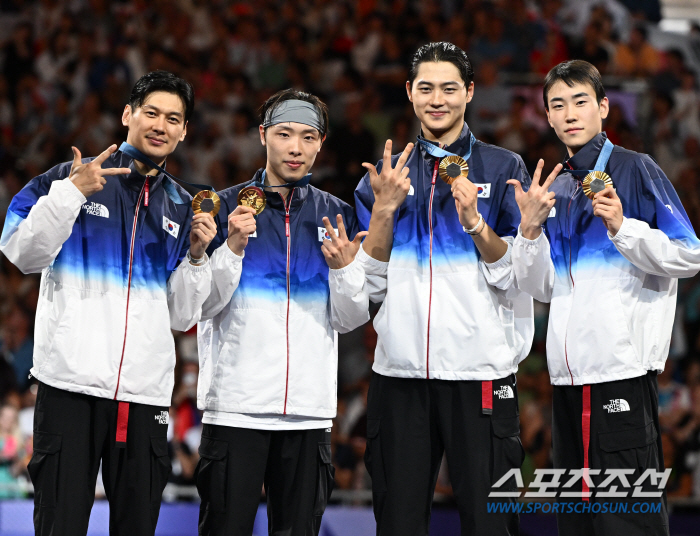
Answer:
[582,171,612,200]
[439,155,469,185]
[192,190,221,216]
[237,186,266,214]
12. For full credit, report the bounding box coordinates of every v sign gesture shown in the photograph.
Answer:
[507,159,563,240]
[69,144,132,198]
[321,214,368,269]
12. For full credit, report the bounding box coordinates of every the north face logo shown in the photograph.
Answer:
[82,202,109,218]
[155,411,169,424]
[494,386,514,399]
[603,399,630,413]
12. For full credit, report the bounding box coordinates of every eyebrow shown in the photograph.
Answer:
[416,80,462,86]
[549,92,591,104]
[142,104,183,117]
[275,124,319,134]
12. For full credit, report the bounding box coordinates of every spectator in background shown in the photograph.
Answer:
[614,25,660,77]
[659,359,692,433]
[570,21,611,74]
[0,304,33,394]
[0,404,25,499]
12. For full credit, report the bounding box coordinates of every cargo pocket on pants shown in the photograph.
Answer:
[196,436,228,513]
[27,431,62,508]
[150,436,172,506]
[598,422,666,528]
[313,442,336,520]
[491,416,525,492]
[598,422,658,473]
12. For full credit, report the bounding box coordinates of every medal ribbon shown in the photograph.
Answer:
[568,139,614,176]
[251,170,312,190]
[118,142,214,195]
[417,132,477,162]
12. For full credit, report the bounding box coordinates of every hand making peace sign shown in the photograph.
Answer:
[69,144,132,198]
[321,214,368,270]
[506,159,563,240]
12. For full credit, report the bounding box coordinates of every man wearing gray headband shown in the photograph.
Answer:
[193,89,371,535]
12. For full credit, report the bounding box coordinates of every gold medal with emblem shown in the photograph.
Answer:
[582,171,613,200]
[237,186,266,215]
[192,190,221,216]
[438,156,469,185]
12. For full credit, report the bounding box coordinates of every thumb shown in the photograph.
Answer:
[71,146,82,168]
[506,179,523,194]
[352,231,369,245]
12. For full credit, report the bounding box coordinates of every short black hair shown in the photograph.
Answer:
[129,70,195,122]
[259,88,329,138]
[408,42,474,87]
[543,60,606,110]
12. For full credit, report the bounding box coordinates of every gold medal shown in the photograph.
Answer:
[438,156,469,185]
[237,186,266,215]
[582,171,613,200]
[192,190,221,216]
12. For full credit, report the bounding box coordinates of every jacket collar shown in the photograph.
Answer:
[564,132,608,171]
[417,122,473,156]
[249,168,308,211]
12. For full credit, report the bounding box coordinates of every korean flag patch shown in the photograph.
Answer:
[163,216,180,238]
[318,227,339,242]
[474,183,491,198]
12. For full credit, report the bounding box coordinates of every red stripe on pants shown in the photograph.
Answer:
[482,381,493,415]
[116,401,129,446]
[582,385,591,501]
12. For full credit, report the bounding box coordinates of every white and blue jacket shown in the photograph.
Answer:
[513,133,700,386]
[0,150,213,406]
[196,171,370,419]
[355,123,534,381]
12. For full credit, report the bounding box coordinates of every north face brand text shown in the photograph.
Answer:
[494,386,514,399]
[603,399,630,413]
[155,411,169,424]
[82,202,109,218]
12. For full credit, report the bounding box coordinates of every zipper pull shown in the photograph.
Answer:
[144,177,149,207]
[285,213,290,237]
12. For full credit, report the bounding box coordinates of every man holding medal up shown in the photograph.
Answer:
[0,71,219,535]
[194,89,370,535]
[354,42,532,535]
[510,60,700,535]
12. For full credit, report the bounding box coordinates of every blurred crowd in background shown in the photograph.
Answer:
[3,0,700,507]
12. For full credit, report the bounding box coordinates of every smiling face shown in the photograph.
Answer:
[545,80,609,156]
[259,122,323,184]
[122,91,188,165]
[407,61,473,143]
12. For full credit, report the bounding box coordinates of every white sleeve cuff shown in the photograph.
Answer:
[55,177,87,207]
[357,243,389,274]
[609,217,632,242]
[484,238,513,269]
[515,225,546,245]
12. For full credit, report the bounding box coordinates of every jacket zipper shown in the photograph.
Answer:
[564,181,578,386]
[283,189,295,414]
[426,157,440,379]
[114,177,148,399]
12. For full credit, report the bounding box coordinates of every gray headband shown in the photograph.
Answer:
[263,99,324,133]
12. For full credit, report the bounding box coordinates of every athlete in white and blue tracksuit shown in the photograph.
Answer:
[512,60,700,536]
[193,92,370,536]
[0,72,218,536]
[355,121,533,534]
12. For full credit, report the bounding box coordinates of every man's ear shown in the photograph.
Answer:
[466,81,475,104]
[122,104,131,127]
[318,134,326,152]
[599,96,610,120]
[179,121,187,142]
[406,81,413,102]
[259,124,266,146]
[545,108,554,129]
